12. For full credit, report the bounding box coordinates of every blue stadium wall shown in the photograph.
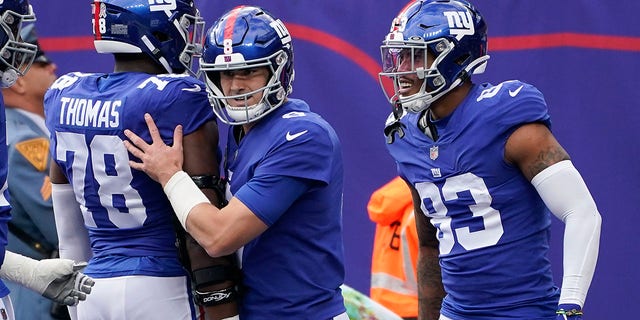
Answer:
[34,1,639,318]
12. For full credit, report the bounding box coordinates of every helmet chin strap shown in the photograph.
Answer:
[0,69,18,88]
[226,101,266,123]
[400,77,460,114]
[400,98,429,114]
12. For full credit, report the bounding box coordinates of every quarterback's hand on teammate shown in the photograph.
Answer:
[124,113,184,186]
[40,261,95,306]
[556,304,583,320]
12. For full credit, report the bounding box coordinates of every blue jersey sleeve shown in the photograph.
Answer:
[235,175,311,226]
[144,76,214,142]
[491,81,551,132]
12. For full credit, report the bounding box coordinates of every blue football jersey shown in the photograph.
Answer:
[44,72,214,278]
[0,95,11,297]
[224,99,346,319]
[386,81,560,319]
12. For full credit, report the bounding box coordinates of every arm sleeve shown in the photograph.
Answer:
[0,251,45,292]
[531,160,602,307]
[51,183,92,263]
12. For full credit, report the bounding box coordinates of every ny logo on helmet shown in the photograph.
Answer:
[270,19,291,45]
[443,11,474,40]
[149,0,176,12]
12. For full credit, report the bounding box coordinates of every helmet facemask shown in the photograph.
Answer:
[171,9,205,75]
[380,37,483,113]
[202,50,291,125]
[380,38,452,113]
[0,4,36,87]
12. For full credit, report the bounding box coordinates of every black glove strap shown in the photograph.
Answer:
[193,265,240,289]
[191,175,228,207]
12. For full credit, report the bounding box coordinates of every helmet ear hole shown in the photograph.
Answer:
[455,53,471,66]
[153,31,170,43]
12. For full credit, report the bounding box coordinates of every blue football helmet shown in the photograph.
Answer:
[0,0,37,87]
[379,0,489,113]
[92,0,204,74]
[200,6,295,125]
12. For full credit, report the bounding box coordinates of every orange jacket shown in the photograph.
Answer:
[368,177,418,318]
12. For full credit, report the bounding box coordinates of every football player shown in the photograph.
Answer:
[45,0,238,319]
[123,6,349,319]
[378,1,602,319]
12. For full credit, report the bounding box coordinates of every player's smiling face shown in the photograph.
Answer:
[219,66,270,107]
[395,48,431,97]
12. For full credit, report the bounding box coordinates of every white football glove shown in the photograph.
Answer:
[0,251,95,306]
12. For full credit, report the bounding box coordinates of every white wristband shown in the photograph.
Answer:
[163,171,210,229]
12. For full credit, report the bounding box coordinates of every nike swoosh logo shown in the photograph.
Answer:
[286,130,308,141]
[181,84,202,92]
[509,85,524,97]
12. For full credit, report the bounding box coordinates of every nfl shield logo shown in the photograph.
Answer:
[429,146,439,160]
